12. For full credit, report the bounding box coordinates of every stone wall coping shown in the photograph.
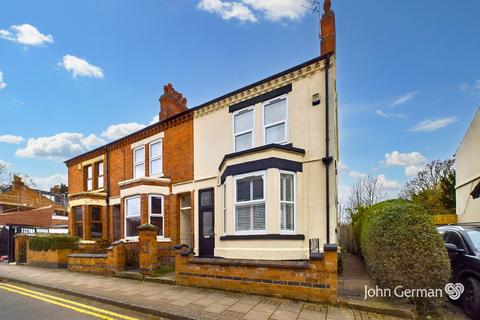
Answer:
[68,253,108,258]
[190,257,310,269]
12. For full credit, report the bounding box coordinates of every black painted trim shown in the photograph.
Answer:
[220,234,305,241]
[220,157,302,184]
[219,143,305,170]
[472,181,480,199]
[229,84,292,113]
[323,244,338,252]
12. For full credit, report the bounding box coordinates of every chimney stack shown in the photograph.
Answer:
[320,0,336,55]
[159,83,188,121]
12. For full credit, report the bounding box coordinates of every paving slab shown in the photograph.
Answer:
[0,264,411,320]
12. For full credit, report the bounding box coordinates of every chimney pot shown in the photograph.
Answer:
[320,0,336,56]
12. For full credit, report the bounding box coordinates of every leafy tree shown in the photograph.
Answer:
[51,183,68,195]
[400,159,455,215]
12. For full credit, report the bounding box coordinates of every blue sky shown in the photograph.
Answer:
[0,0,479,200]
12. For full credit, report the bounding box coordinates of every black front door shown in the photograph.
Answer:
[199,188,215,257]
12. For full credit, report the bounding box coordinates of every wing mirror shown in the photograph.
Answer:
[445,243,466,254]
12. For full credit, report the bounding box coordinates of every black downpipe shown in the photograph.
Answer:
[322,55,333,244]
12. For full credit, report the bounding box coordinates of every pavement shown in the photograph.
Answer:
[0,264,408,320]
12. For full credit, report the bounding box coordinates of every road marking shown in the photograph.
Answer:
[0,284,114,320]
[0,283,139,320]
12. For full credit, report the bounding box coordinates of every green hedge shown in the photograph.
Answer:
[29,235,79,251]
[359,199,451,309]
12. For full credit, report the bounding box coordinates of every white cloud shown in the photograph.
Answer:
[337,162,349,173]
[31,173,67,191]
[149,115,159,125]
[410,117,457,132]
[0,70,6,89]
[15,132,106,161]
[377,174,401,190]
[242,0,309,21]
[391,91,417,106]
[59,55,104,79]
[0,134,24,144]
[375,109,406,119]
[382,150,427,177]
[349,171,367,178]
[459,80,480,95]
[101,122,146,141]
[0,24,53,46]
[198,0,309,22]
[198,0,257,22]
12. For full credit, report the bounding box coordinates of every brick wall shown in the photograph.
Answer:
[175,245,338,303]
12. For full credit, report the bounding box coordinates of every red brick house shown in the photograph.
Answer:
[65,84,193,262]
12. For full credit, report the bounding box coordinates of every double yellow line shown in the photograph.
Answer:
[0,283,139,320]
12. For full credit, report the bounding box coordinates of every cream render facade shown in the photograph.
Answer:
[456,109,480,223]
[191,56,339,260]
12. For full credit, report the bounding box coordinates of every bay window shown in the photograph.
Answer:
[280,172,295,232]
[234,172,265,233]
[133,147,145,179]
[149,140,163,176]
[233,108,254,152]
[264,96,287,144]
[91,207,102,238]
[74,206,83,238]
[149,195,164,237]
[125,196,140,238]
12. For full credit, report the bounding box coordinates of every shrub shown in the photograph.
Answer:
[29,235,79,251]
[360,199,451,310]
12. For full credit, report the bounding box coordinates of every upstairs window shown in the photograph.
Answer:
[234,172,265,233]
[97,162,104,189]
[280,172,295,232]
[86,165,93,191]
[125,196,140,238]
[149,195,164,237]
[264,96,287,144]
[133,146,145,179]
[149,140,163,176]
[233,108,254,152]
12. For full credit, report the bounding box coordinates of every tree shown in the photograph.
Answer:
[51,183,68,195]
[0,162,10,190]
[400,159,455,215]
[347,175,386,212]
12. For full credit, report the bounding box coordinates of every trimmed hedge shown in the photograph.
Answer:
[359,199,451,309]
[29,235,79,251]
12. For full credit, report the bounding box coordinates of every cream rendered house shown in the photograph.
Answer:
[190,3,338,260]
[456,108,480,222]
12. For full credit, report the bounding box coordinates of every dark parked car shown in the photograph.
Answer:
[439,224,480,319]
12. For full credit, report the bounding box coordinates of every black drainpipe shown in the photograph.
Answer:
[322,54,333,244]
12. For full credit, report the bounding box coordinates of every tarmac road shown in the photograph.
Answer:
[0,282,166,320]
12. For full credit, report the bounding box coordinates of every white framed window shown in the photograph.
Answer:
[233,107,254,152]
[86,165,93,191]
[149,140,163,177]
[97,162,104,189]
[149,195,164,238]
[263,95,288,144]
[222,183,227,234]
[125,196,141,238]
[280,172,296,232]
[234,171,266,234]
[133,146,145,179]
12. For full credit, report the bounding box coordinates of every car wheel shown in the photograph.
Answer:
[463,277,480,319]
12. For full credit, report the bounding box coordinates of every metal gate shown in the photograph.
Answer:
[4,225,49,263]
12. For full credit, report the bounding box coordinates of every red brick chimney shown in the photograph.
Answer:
[159,83,188,121]
[320,0,336,55]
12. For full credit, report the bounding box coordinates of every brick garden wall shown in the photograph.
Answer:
[175,245,338,303]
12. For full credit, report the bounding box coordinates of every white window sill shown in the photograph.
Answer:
[123,236,171,242]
